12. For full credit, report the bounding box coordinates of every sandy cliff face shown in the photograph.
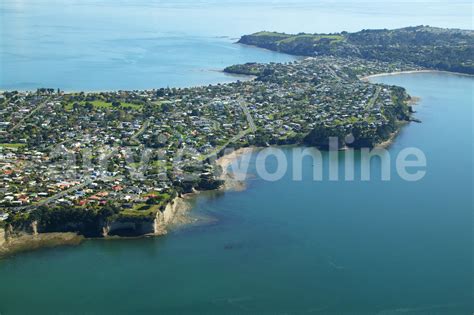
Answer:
[96,198,190,237]
[154,197,190,235]
[154,210,167,236]
[31,221,38,235]
[0,228,5,247]
[154,198,179,235]
[102,225,110,237]
[0,198,192,256]
[1,221,40,250]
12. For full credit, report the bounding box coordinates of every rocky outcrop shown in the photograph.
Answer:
[102,226,110,237]
[0,231,83,258]
[1,221,38,248]
[101,199,186,237]
[0,199,191,254]
[31,221,38,235]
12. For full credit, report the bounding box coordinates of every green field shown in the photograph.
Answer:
[250,32,344,44]
[252,31,289,38]
[120,204,160,218]
[0,143,26,149]
[278,34,344,44]
[65,100,143,111]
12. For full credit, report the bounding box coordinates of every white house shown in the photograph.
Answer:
[0,212,9,221]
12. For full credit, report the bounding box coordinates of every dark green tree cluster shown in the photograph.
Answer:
[238,26,474,74]
[27,204,121,236]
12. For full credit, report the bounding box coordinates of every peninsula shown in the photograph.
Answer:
[237,26,474,74]
[0,26,472,255]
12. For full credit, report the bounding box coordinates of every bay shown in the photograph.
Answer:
[0,0,473,313]
[0,72,472,314]
[1,0,472,91]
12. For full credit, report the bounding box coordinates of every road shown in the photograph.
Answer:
[367,86,382,109]
[9,97,51,132]
[131,119,150,141]
[199,97,256,160]
[200,128,252,161]
[14,120,149,211]
[237,97,256,132]
[325,65,342,82]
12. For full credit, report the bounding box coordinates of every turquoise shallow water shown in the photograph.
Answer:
[1,0,472,91]
[0,73,472,313]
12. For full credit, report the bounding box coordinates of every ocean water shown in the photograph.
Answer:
[0,0,472,91]
[0,73,472,313]
[1,0,473,313]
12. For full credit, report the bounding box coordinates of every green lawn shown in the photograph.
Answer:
[120,204,160,217]
[0,143,26,149]
[119,191,171,218]
[278,34,344,44]
[252,31,289,38]
[65,100,143,111]
[150,160,167,169]
[151,100,172,108]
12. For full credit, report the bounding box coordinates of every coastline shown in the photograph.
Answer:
[375,121,410,149]
[159,195,195,230]
[1,69,461,258]
[216,147,255,192]
[0,148,254,259]
[1,132,414,258]
[6,70,470,95]
[0,198,193,259]
[0,232,84,258]
[360,69,474,81]
[1,68,260,95]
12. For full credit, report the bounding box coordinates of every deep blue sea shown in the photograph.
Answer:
[0,1,473,314]
[0,0,472,91]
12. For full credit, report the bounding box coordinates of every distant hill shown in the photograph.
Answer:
[238,26,474,74]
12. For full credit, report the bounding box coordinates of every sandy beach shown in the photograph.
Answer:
[376,130,401,149]
[360,69,474,81]
[154,147,256,232]
[0,148,257,258]
[216,147,255,191]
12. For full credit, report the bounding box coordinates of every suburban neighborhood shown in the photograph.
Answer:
[0,56,416,232]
